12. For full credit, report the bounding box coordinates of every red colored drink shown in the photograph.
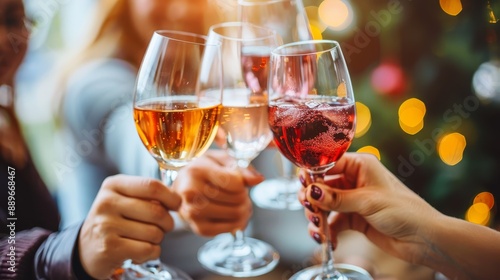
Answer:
[241,47,271,95]
[269,97,355,171]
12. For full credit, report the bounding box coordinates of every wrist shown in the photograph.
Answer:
[414,210,449,268]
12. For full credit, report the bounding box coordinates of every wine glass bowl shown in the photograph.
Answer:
[130,30,223,280]
[238,0,313,211]
[268,40,373,280]
[196,21,280,277]
[238,0,312,43]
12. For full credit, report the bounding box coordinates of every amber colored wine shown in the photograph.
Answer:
[134,96,221,168]
[269,98,355,171]
[219,88,272,162]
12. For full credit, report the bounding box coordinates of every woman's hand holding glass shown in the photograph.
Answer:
[268,40,372,280]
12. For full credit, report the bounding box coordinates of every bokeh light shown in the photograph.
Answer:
[306,6,327,34]
[439,0,463,16]
[357,146,381,160]
[309,25,324,40]
[371,61,406,96]
[355,101,371,138]
[466,202,490,225]
[398,98,426,135]
[438,132,466,166]
[474,192,495,210]
[318,0,354,31]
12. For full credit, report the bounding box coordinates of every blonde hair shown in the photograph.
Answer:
[50,0,142,122]
[50,0,238,123]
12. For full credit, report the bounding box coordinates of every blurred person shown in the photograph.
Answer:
[1,0,259,279]
[0,1,184,279]
[299,152,500,280]
[48,0,263,276]
[52,0,232,221]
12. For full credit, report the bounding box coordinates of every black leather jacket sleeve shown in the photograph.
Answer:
[34,223,94,280]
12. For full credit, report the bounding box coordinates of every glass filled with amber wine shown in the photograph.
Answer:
[129,30,223,280]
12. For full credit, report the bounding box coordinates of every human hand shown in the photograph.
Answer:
[172,149,265,236]
[78,174,181,279]
[299,152,443,265]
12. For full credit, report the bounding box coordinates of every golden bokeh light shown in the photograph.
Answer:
[309,24,324,40]
[474,192,495,210]
[466,202,490,226]
[399,118,424,135]
[357,146,381,160]
[438,132,466,166]
[355,102,371,138]
[439,0,463,16]
[337,81,347,97]
[318,0,353,31]
[306,6,327,33]
[398,98,426,135]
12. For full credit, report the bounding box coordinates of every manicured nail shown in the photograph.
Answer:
[303,200,317,213]
[331,242,337,251]
[312,232,322,244]
[310,215,320,227]
[310,184,323,200]
[299,174,307,188]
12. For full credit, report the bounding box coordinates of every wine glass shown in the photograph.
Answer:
[268,40,373,280]
[196,21,281,277]
[128,30,223,280]
[238,0,313,210]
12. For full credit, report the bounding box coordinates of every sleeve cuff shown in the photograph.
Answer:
[34,223,83,279]
[0,227,52,279]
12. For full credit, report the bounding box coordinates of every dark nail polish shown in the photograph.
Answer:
[310,184,322,200]
[303,200,317,212]
[312,232,322,244]
[299,174,307,188]
[310,215,320,227]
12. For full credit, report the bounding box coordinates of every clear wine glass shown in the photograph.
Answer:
[128,30,223,280]
[268,40,373,280]
[196,21,281,277]
[238,0,313,210]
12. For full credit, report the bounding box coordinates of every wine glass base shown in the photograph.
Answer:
[250,177,303,210]
[198,233,280,277]
[289,264,373,280]
[121,260,193,280]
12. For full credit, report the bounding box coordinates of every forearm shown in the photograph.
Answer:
[421,215,500,280]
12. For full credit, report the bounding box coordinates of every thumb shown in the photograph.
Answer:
[240,165,265,187]
[305,182,367,213]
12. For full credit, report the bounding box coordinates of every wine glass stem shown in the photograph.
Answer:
[231,159,254,256]
[309,173,345,280]
[281,154,295,180]
[231,230,251,256]
[160,168,178,187]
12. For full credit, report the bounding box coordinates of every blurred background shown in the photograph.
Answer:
[15,0,499,232]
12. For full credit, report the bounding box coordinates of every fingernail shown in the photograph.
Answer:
[310,215,320,227]
[312,232,322,244]
[331,242,337,251]
[299,174,306,188]
[310,184,323,200]
[303,200,317,213]
[247,167,264,178]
